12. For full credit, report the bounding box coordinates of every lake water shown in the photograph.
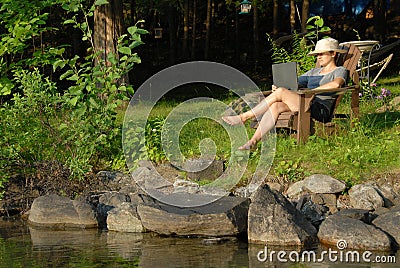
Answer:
[0,218,398,267]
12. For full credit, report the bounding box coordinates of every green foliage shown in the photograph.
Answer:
[274,159,305,182]
[51,1,147,177]
[0,0,58,96]
[0,68,61,190]
[267,16,332,75]
[267,33,315,75]
[0,0,148,189]
[305,16,331,42]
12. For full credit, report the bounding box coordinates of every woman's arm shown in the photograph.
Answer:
[314,77,346,90]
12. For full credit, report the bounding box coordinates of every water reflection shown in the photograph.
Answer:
[0,219,398,268]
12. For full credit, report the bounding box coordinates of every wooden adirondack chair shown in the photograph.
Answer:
[251,43,362,143]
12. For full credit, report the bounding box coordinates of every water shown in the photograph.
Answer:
[0,218,398,267]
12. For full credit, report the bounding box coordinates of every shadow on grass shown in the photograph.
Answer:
[360,111,400,130]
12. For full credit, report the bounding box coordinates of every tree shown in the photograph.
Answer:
[204,0,212,59]
[253,0,259,60]
[183,0,189,59]
[94,0,124,65]
[272,0,279,36]
[301,0,310,33]
[191,0,197,59]
[373,0,387,42]
[290,0,296,33]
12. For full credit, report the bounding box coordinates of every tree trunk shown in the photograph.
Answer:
[235,9,239,65]
[344,0,353,17]
[204,0,212,59]
[167,4,177,64]
[301,0,309,33]
[183,0,189,59]
[253,2,259,61]
[373,0,387,42]
[272,0,279,36]
[94,0,124,64]
[130,0,136,25]
[290,0,296,33]
[191,0,196,59]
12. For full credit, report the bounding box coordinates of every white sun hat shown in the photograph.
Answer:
[308,38,347,55]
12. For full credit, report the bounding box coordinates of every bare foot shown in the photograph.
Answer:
[222,115,245,126]
[238,140,257,150]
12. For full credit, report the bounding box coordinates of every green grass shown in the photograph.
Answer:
[126,77,400,187]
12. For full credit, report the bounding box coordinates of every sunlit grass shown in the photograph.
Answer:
[118,77,400,186]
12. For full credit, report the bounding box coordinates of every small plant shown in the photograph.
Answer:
[359,83,393,110]
[274,159,305,182]
[305,16,331,42]
[266,16,331,75]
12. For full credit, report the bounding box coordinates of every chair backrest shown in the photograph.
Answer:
[315,43,362,111]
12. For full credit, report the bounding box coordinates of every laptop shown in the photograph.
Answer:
[272,62,298,90]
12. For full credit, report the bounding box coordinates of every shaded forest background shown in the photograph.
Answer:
[102,0,400,87]
[2,0,400,93]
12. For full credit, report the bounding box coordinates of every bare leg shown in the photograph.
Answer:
[239,102,292,150]
[222,87,299,126]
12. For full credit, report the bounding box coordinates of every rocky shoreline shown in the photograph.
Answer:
[2,160,400,252]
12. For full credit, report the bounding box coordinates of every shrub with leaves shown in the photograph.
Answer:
[267,16,332,75]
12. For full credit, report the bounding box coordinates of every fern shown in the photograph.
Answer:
[267,33,314,75]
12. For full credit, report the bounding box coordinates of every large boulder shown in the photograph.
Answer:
[318,215,391,250]
[28,194,97,228]
[302,174,346,194]
[372,205,400,246]
[96,191,131,228]
[107,202,144,233]
[348,184,384,210]
[137,195,249,237]
[248,185,317,246]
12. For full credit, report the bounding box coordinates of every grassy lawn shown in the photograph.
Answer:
[135,76,400,187]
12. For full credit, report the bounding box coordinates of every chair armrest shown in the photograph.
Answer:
[296,85,360,95]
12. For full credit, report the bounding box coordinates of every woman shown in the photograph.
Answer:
[222,38,348,150]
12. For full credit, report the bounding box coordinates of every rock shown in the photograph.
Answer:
[248,185,318,246]
[183,158,224,181]
[137,160,155,169]
[318,215,392,250]
[173,179,201,194]
[311,193,338,213]
[107,202,144,233]
[303,174,346,194]
[137,196,249,237]
[375,184,399,207]
[376,96,400,112]
[372,205,400,246]
[348,184,384,210]
[96,171,131,191]
[266,182,284,193]
[97,192,132,228]
[131,167,173,191]
[333,208,372,223]
[297,198,328,226]
[28,194,97,228]
[285,180,308,199]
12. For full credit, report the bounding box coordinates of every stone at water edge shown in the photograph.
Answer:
[107,202,144,233]
[137,195,249,237]
[372,205,400,247]
[318,215,392,250]
[28,194,98,228]
[248,184,318,246]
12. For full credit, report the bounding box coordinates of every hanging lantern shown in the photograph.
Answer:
[154,27,163,39]
[239,0,252,14]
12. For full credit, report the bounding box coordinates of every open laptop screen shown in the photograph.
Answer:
[272,62,298,90]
